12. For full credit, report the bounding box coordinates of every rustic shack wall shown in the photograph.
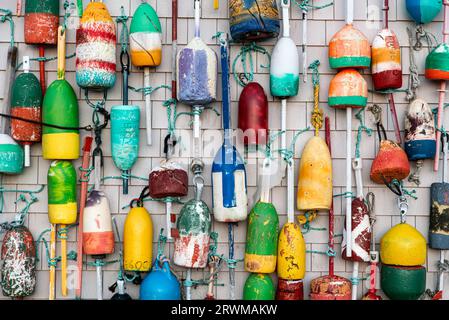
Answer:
[0,0,446,300]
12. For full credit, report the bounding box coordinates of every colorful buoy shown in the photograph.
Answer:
[370,140,410,184]
[140,257,181,300]
[243,273,275,300]
[381,265,426,300]
[310,275,352,300]
[0,135,24,175]
[425,43,449,80]
[406,0,443,24]
[270,37,300,98]
[76,1,116,89]
[328,69,368,108]
[149,161,189,199]
[24,0,59,45]
[229,0,280,42]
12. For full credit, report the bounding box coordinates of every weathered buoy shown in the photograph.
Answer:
[430,182,449,249]
[129,2,162,67]
[277,223,306,281]
[76,1,116,89]
[404,98,436,161]
[276,279,304,300]
[297,136,332,211]
[47,160,77,225]
[229,0,280,42]
[328,69,368,108]
[1,226,36,298]
[140,257,181,300]
[328,24,371,69]
[270,38,300,98]
[149,161,188,199]
[370,140,410,184]
[43,27,79,160]
[380,223,426,266]
[123,206,153,272]
[406,0,443,24]
[425,43,449,80]
[238,82,268,147]
[372,29,402,91]
[0,135,24,175]
[82,190,115,256]
[173,197,212,268]
[110,105,140,189]
[381,265,426,300]
[245,201,279,273]
[310,275,352,300]
[243,273,275,300]
[24,0,59,45]
[11,62,42,167]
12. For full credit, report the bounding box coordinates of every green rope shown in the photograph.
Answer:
[35,229,77,267]
[62,0,75,34]
[78,165,94,183]
[232,42,270,87]
[128,84,171,97]
[309,60,320,86]
[307,247,336,257]
[87,259,119,267]
[388,179,418,200]
[16,53,76,71]
[293,0,334,12]
[116,7,129,54]
[0,8,14,47]
[333,191,355,199]
[301,211,326,234]
[354,107,373,158]
[163,98,178,137]
[275,127,310,165]
[351,276,369,285]
[212,31,226,45]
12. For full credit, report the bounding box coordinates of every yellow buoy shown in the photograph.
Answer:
[124,206,153,272]
[297,136,332,210]
[380,223,426,266]
[277,223,306,280]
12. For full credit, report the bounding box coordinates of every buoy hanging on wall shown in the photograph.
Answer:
[229,0,280,42]
[76,1,116,89]
[406,0,443,24]
[24,0,59,45]
[328,69,368,108]
[243,273,275,300]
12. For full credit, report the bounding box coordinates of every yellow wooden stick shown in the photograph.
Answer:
[57,26,66,80]
[61,224,67,296]
[214,0,219,9]
[49,224,56,300]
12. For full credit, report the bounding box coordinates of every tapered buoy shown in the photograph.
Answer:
[270,37,300,97]
[24,0,59,45]
[140,258,181,300]
[173,199,212,268]
[404,98,436,161]
[229,0,280,42]
[380,223,426,266]
[124,206,153,272]
[425,43,449,80]
[328,24,371,69]
[406,0,443,24]
[243,273,275,300]
[372,29,402,90]
[381,265,426,300]
[47,161,77,225]
[238,82,268,147]
[328,69,368,108]
[244,202,279,273]
[277,223,305,280]
[297,136,332,210]
[82,190,115,256]
[309,275,352,300]
[1,226,36,298]
[370,140,410,184]
[11,71,42,167]
[129,2,162,67]
[42,80,79,160]
[76,2,116,89]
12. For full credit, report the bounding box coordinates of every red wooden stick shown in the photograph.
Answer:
[172,0,178,100]
[39,46,46,95]
[325,116,334,276]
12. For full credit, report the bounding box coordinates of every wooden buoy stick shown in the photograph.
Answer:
[39,47,46,95]
[144,67,152,145]
[49,224,56,300]
[61,223,67,296]
[325,117,334,276]
[345,107,352,257]
[57,27,65,81]
[302,6,307,82]
[435,1,449,172]
[172,0,178,99]
[76,137,93,299]
[16,0,22,16]
[193,0,202,140]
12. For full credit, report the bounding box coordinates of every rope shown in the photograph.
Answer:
[232,42,270,87]
[309,60,323,136]
[128,84,171,97]
[275,127,310,165]
[16,53,76,71]
[300,211,326,234]
[61,0,75,34]
[35,229,77,268]
[307,247,336,257]
[0,8,14,47]
[350,276,369,285]
[406,27,420,101]
[292,0,334,12]
[116,7,129,54]
[163,98,178,138]
[354,107,373,158]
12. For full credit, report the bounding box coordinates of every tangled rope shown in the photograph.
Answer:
[232,42,270,87]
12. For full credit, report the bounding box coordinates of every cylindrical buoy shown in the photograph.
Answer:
[328,24,371,69]
[24,0,59,45]
[11,71,42,167]
[372,29,402,91]
[129,2,162,67]
[173,199,212,269]
[238,82,268,147]
[328,69,368,108]
[406,0,443,24]
[123,206,153,272]
[270,37,300,98]
[149,161,189,199]
[1,226,36,298]
[430,182,449,249]
[309,275,352,300]
[82,190,115,256]
[110,105,140,180]
[245,202,279,273]
[42,80,79,160]
[0,135,24,175]
[425,43,449,80]
[277,223,306,280]
[243,273,275,300]
[229,0,280,42]
[276,279,304,300]
[370,140,410,184]
[47,161,77,225]
[76,2,116,89]
[381,265,426,300]
[380,223,426,266]
[297,136,332,211]
[404,98,436,161]
[140,258,181,300]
